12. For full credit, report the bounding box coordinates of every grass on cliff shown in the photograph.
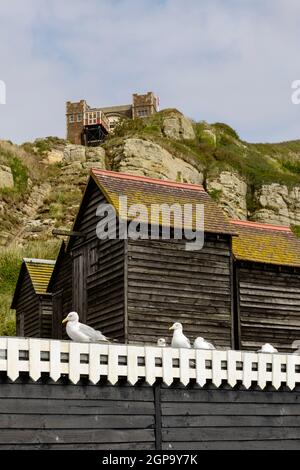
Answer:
[0,240,60,336]
[104,109,300,193]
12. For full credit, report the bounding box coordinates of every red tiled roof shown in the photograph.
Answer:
[91,169,235,235]
[231,219,300,267]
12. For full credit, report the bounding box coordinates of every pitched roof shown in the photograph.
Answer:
[11,259,55,309]
[90,169,235,235]
[231,219,300,268]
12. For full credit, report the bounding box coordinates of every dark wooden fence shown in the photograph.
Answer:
[1,379,300,450]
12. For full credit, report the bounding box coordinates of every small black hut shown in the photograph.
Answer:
[231,219,300,352]
[51,169,236,348]
[11,258,55,338]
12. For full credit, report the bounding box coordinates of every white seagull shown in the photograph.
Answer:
[157,338,167,347]
[257,343,278,353]
[291,340,300,355]
[194,336,215,350]
[62,311,109,343]
[169,322,191,349]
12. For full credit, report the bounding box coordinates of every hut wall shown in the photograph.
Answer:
[126,234,233,347]
[0,380,300,450]
[39,296,53,338]
[71,180,125,340]
[235,262,300,352]
[15,271,40,337]
[51,252,73,340]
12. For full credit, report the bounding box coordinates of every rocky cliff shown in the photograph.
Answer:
[1,109,300,333]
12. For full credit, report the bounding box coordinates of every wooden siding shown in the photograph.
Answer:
[15,271,40,338]
[126,234,233,347]
[0,381,155,450]
[236,262,300,352]
[40,296,53,338]
[71,179,125,340]
[0,380,300,450]
[51,251,72,340]
[160,386,300,450]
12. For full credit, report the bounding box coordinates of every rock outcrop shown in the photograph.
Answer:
[253,184,300,226]
[206,171,248,220]
[162,112,195,141]
[112,138,203,184]
[0,165,13,189]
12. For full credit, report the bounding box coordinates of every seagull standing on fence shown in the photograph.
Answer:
[157,338,167,347]
[194,337,215,350]
[169,322,191,349]
[62,312,109,343]
[257,343,278,353]
[291,340,300,355]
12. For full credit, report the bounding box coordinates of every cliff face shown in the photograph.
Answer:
[1,109,300,333]
[1,109,300,249]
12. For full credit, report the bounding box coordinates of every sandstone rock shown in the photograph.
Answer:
[206,171,247,220]
[63,162,84,175]
[201,129,217,147]
[253,183,300,226]
[86,146,106,163]
[63,145,86,163]
[83,162,106,171]
[114,138,203,184]
[43,149,64,165]
[162,113,195,140]
[0,165,14,189]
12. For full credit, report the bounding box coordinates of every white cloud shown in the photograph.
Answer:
[0,0,299,143]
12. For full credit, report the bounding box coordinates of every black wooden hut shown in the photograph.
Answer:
[11,258,55,338]
[51,169,236,347]
[47,242,72,339]
[231,219,300,352]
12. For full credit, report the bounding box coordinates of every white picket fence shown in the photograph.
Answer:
[0,337,300,390]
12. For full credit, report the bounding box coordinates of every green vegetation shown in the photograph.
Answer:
[106,109,300,192]
[0,240,60,336]
[292,225,300,238]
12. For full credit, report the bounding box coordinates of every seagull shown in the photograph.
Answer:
[157,338,167,347]
[62,311,109,343]
[169,322,191,349]
[257,343,278,353]
[291,340,300,355]
[194,337,215,350]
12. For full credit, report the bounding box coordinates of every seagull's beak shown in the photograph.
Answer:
[62,317,68,324]
[169,325,174,330]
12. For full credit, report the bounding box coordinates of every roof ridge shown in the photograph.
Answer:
[231,219,292,233]
[91,168,204,191]
[23,258,56,265]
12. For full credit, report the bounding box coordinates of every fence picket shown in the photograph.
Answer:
[0,337,300,390]
[29,338,41,381]
[50,340,61,382]
[69,342,81,384]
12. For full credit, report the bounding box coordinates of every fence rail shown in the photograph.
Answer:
[0,337,300,390]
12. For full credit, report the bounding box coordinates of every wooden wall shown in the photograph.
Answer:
[235,262,300,352]
[51,251,73,340]
[40,296,53,338]
[160,385,300,450]
[0,380,300,450]
[15,271,42,338]
[71,179,125,340]
[126,234,233,348]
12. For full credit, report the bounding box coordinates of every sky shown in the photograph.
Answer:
[0,0,300,144]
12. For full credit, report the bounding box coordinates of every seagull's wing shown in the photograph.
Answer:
[78,322,109,342]
[184,334,191,348]
[292,340,300,349]
[207,342,216,350]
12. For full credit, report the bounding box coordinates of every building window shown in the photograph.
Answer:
[69,114,75,123]
[77,113,83,122]
[137,109,148,117]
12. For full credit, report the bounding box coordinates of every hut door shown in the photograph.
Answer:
[72,247,87,323]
